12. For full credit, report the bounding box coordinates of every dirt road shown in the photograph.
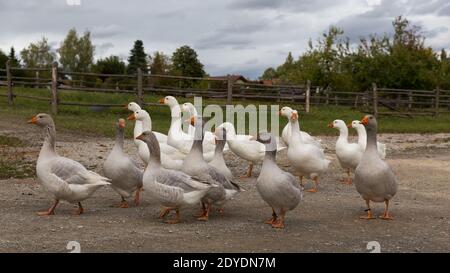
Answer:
[1,119,449,252]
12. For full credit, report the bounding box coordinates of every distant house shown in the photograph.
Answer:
[208,75,248,84]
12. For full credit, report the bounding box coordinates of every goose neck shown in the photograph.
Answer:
[41,125,57,156]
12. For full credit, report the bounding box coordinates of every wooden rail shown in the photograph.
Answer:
[2,60,448,118]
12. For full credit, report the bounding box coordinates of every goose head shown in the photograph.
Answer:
[27,113,54,128]
[127,109,150,122]
[350,120,364,129]
[159,96,178,108]
[216,122,236,139]
[126,102,141,112]
[214,127,227,142]
[181,102,196,114]
[360,115,377,132]
[279,106,294,119]
[117,118,126,129]
[136,130,160,157]
[328,119,346,131]
[255,132,277,152]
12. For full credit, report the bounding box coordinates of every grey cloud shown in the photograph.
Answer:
[425,27,449,38]
[0,0,448,79]
[438,4,450,16]
[227,0,340,13]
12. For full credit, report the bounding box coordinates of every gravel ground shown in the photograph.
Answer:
[1,118,450,253]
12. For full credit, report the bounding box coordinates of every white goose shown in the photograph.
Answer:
[329,119,364,184]
[216,122,285,178]
[125,102,167,144]
[180,102,197,137]
[350,120,386,159]
[280,106,322,149]
[128,109,185,170]
[159,96,215,162]
[103,119,143,208]
[28,113,110,216]
[287,111,330,192]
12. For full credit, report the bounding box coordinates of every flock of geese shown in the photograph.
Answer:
[27,96,398,228]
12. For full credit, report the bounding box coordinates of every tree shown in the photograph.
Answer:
[20,37,56,68]
[259,67,278,80]
[58,28,95,72]
[150,51,171,75]
[171,45,205,77]
[93,55,126,82]
[127,40,148,74]
[8,47,20,67]
[0,50,8,76]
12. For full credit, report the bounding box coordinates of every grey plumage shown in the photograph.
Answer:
[182,117,240,218]
[255,132,303,228]
[354,115,397,219]
[138,130,213,223]
[103,119,143,201]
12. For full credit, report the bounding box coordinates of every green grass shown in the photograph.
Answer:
[1,87,450,138]
[0,135,24,147]
[0,134,34,179]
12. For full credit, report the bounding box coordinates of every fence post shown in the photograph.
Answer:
[226,76,233,105]
[35,71,40,88]
[137,68,143,106]
[372,83,378,118]
[434,87,440,118]
[51,62,58,115]
[305,80,311,113]
[6,60,13,106]
[408,90,412,110]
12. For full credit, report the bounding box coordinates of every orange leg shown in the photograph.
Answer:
[240,163,253,179]
[159,207,171,219]
[298,176,304,188]
[265,208,277,225]
[379,200,394,220]
[360,199,376,220]
[134,186,143,206]
[194,202,207,217]
[197,201,212,221]
[166,209,180,224]
[217,207,224,215]
[340,169,352,184]
[271,209,286,229]
[73,202,84,215]
[306,177,318,193]
[118,197,129,208]
[36,199,59,216]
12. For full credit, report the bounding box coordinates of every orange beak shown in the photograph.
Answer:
[277,110,281,116]
[347,123,352,128]
[127,113,136,121]
[158,98,165,104]
[119,120,126,128]
[189,116,196,126]
[27,116,38,124]
[360,116,369,126]
[328,122,333,128]
[123,104,128,109]
[290,112,298,120]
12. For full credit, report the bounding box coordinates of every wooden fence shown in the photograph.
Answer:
[1,60,449,118]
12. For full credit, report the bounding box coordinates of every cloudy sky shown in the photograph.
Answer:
[0,0,449,79]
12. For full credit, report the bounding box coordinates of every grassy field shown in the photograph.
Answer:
[1,86,450,138]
